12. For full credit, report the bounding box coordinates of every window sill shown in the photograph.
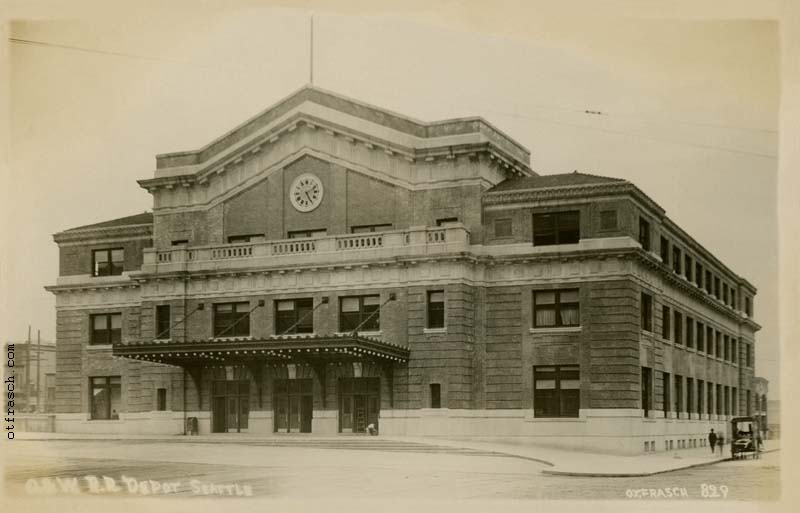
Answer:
[153,338,172,343]
[87,344,112,350]
[423,327,447,334]
[336,331,382,337]
[211,336,254,341]
[273,333,316,338]
[529,326,581,334]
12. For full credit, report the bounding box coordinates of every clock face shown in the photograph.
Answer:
[289,173,324,212]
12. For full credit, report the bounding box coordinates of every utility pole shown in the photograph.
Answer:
[36,329,41,412]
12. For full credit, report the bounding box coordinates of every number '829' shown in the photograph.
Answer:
[700,484,729,498]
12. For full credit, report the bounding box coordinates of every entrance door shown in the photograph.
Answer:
[273,378,313,433]
[211,380,250,433]
[338,377,380,433]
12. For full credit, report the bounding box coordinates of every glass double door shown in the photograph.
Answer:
[339,378,380,433]
[212,380,250,433]
[274,379,313,433]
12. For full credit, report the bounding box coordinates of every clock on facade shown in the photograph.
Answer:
[289,173,324,212]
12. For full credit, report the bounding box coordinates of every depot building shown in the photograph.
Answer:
[47,86,763,454]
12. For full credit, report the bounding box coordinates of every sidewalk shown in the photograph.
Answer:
[382,436,780,477]
[14,431,780,477]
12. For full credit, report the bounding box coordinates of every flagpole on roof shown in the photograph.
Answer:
[310,14,314,86]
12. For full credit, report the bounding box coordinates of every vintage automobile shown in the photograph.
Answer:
[730,416,761,459]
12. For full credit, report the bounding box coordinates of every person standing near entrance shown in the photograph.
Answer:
[717,433,724,455]
[708,429,717,454]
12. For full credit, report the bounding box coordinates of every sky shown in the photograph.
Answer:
[0,2,780,388]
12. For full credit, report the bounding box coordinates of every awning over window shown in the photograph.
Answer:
[112,333,409,367]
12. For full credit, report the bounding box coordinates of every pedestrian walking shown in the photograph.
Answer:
[708,429,717,454]
[717,433,724,455]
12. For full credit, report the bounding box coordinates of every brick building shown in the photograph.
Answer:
[46,86,763,454]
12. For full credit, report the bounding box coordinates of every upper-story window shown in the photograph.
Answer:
[672,247,682,274]
[731,289,737,309]
[92,248,124,277]
[661,305,671,340]
[686,317,694,348]
[228,234,265,243]
[213,302,251,338]
[532,211,579,246]
[640,292,653,332]
[534,289,579,328]
[745,296,752,316]
[600,210,617,231]
[638,218,651,251]
[660,236,670,265]
[155,305,171,340]
[288,229,327,239]
[723,283,729,304]
[714,277,721,299]
[91,313,121,345]
[705,270,713,294]
[275,298,314,334]
[706,326,714,356]
[684,255,693,281]
[427,291,445,329]
[340,295,380,332]
[351,224,393,234]
[494,218,513,238]
[673,311,683,344]
[695,262,703,288]
[171,240,189,246]
[746,344,752,367]
[696,321,705,352]
[436,217,460,227]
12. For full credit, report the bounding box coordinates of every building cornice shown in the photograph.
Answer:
[53,224,153,244]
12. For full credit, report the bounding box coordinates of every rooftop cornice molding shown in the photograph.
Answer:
[154,85,531,171]
[139,115,532,193]
[53,223,153,244]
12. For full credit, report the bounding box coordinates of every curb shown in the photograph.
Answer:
[541,448,779,477]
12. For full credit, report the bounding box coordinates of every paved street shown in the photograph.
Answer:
[3,438,780,501]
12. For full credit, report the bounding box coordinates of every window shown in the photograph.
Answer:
[91,313,121,345]
[731,289,736,309]
[746,344,752,367]
[686,317,694,348]
[213,302,251,338]
[745,296,752,316]
[92,248,124,276]
[534,365,580,418]
[732,339,738,364]
[532,211,579,246]
[707,382,714,415]
[746,390,752,415]
[339,295,381,332]
[672,247,682,274]
[716,330,722,358]
[723,283,729,304]
[660,236,670,265]
[697,380,704,415]
[640,292,653,332]
[429,384,441,409]
[716,384,722,415]
[436,217,459,227]
[673,311,683,345]
[156,388,167,411]
[287,229,327,239]
[351,224,393,234]
[697,321,705,352]
[723,334,729,361]
[155,305,171,339]
[494,218,513,238]
[90,376,121,420]
[684,255,693,281]
[275,298,314,334]
[600,210,617,231]
[171,239,189,246]
[228,234,265,243]
[687,378,694,415]
[706,326,714,356]
[733,387,738,415]
[695,262,703,288]
[724,386,730,415]
[662,372,670,415]
[661,305,671,340]
[427,291,445,329]
[642,367,652,416]
[675,374,683,417]
[714,276,721,299]
[638,217,651,251]
[534,289,580,328]
[705,270,712,294]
